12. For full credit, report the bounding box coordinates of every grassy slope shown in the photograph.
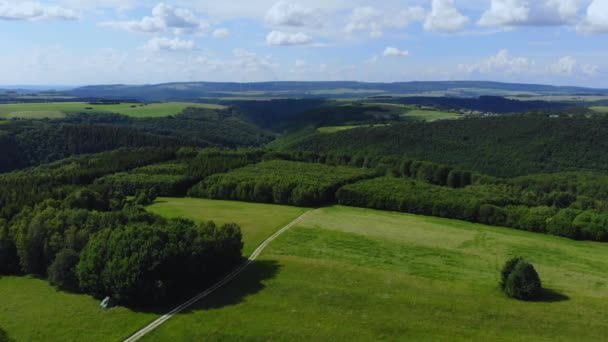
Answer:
[147,198,309,256]
[145,205,608,341]
[0,199,306,341]
[0,102,225,119]
[0,276,156,342]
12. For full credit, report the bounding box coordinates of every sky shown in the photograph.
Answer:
[0,0,607,87]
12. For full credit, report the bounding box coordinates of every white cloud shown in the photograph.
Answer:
[266,30,313,46]
[295,59,307,67]
[265,0,321,27]
[100,3,209,35]
[550,56,577,75]
[424,0,469,32]
[578,0,608,33]
[345,6,425,38]
[478,0,583,27]
[383,46,409,57]
[212,28,230,38]
[0,1,78,21]
[140,37,196,51]
[581,63,599,76]
[459,49,530,74]
[365,54,379,65]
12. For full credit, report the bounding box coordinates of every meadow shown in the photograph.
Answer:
[364,102,460,122]
[590,106,608,114]
[144,205,608,341]
[146,198,309,256]
[0,102,225,119]
[0,198,307,341]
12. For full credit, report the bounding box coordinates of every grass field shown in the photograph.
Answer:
[364,102,460,122]
[317,124,389,133]
[0,276,156,342]
[146,198,309,256]
[144,205,608,341]
[0,102,226,119]
[0,198,306,341]
[590,106,608,114]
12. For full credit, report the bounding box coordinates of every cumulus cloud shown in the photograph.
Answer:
[0,1,78,21]
[265,0,321,27]
[459,49,530,74]
[424,0,469,32]
[549,56,577,75]
[266,30,312,46]
[577,0,608,33]
[212,28,230,38]
[549,56,599,76]
[100,3,209,35]
[383,47,409,57]
[345,6,425,38]
[478,0,582,27]
[140,37,196,51]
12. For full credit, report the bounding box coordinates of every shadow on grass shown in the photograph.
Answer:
[130,260,281,314]
[534,288,569,303]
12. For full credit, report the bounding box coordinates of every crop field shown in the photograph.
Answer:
[144,205,608,341]
[0,102,226,119]
[147,197,309,256]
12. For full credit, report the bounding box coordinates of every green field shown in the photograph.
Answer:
[144,205,608,341]
[317,124,388,133]
[364,102,460,122]
[0,276,156,342]
[0,102,226,119]
[0,198,307,341]
[590,106,608,114]
[146,198,309,256]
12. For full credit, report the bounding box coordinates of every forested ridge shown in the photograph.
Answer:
[278,115,608,177]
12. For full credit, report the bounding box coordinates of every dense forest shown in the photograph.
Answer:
[278,115,608,177]
[0,108,273,173]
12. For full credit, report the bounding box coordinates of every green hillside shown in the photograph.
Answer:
[144,205,608,341]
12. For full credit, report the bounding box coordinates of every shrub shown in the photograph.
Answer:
[48,248,80,291]
[501,257,542,300]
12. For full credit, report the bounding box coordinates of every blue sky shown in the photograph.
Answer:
[1,0,607,87]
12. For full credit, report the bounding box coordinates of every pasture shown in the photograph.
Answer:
[0,102,226,119]
[363,102,460,122]
[147,197,309,256]
[144,205,608,341]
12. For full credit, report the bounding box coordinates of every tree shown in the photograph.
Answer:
[48,248,80,291]
[501,257,542,300]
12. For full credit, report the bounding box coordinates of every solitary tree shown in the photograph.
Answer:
[501,257,542,301]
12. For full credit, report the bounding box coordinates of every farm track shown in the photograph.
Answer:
[123,209,316,342]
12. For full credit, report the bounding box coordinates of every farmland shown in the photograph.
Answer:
[144,205,608,341]
[0,102,225,119]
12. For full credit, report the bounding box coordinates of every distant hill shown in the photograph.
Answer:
[68,81,608,102]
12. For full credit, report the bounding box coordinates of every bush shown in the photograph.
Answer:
[48,249,80,291]
[501,257,542,300]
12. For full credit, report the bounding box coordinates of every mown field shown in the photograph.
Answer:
[147,198,309,256]
[144,205,608,341]
[0,199,307,342]
[0,102,225,119]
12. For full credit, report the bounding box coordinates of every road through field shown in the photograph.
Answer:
[123,209,316,342]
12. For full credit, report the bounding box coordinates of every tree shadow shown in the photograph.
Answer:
[533,288,570,303]
[129,260,281,314]
[185,260,282,312]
